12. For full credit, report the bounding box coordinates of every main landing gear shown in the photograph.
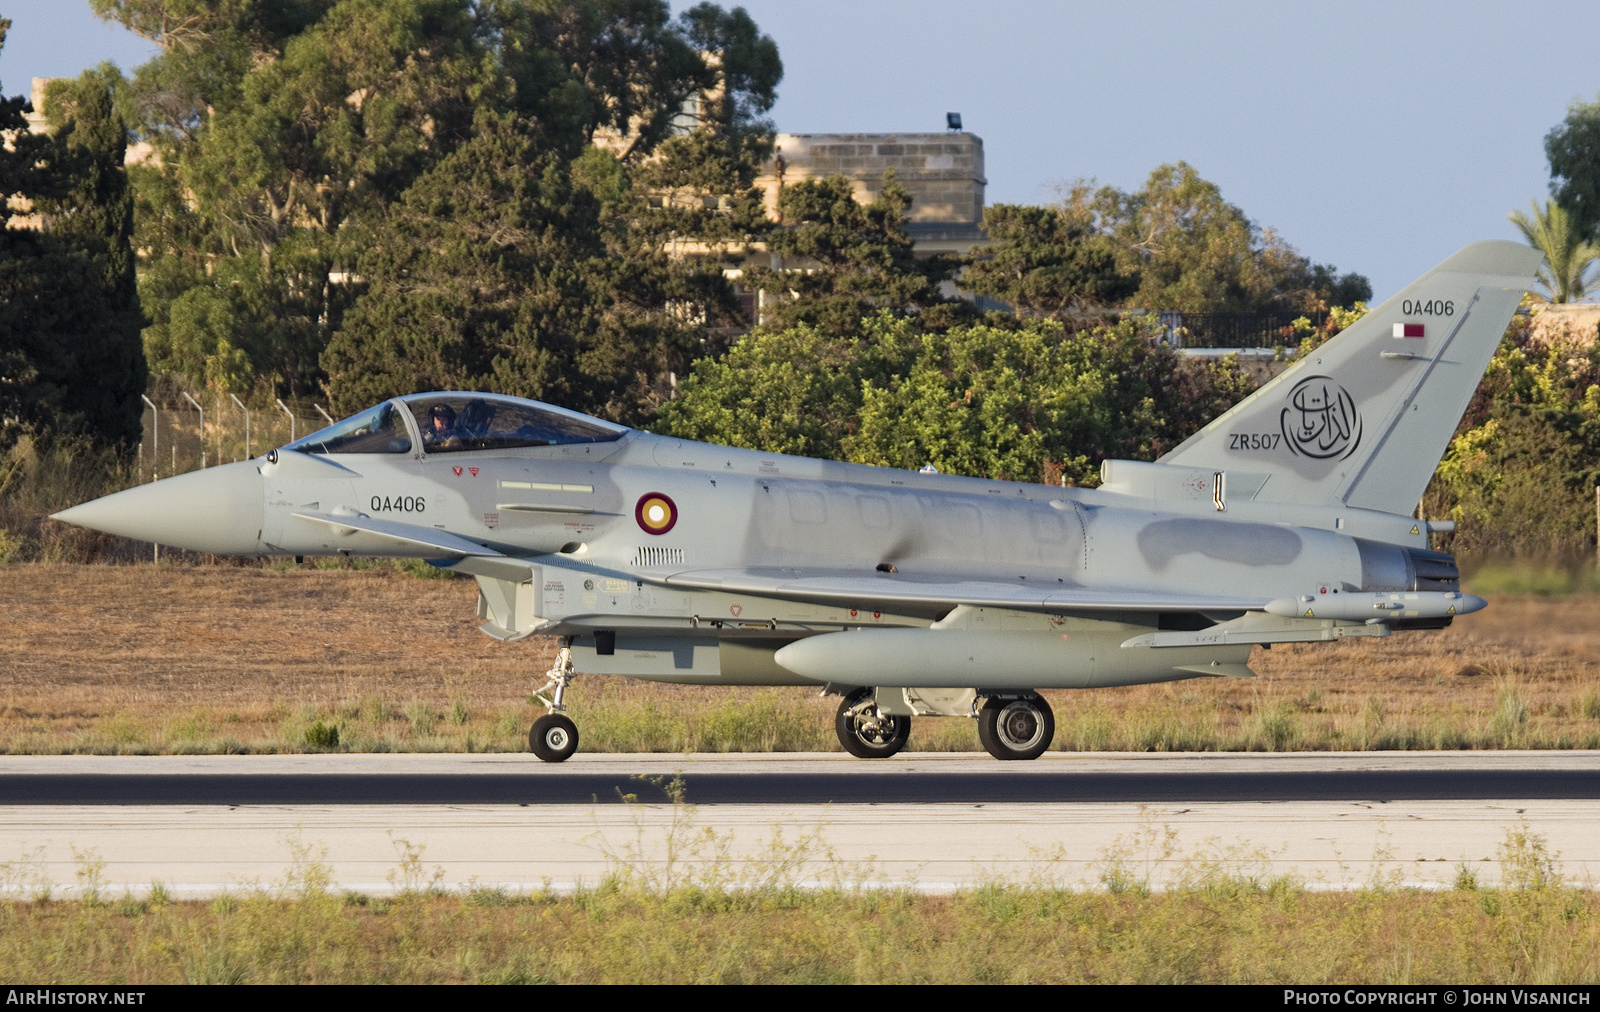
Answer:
[834,687,912,759]
[529,642,578,762]
[831,688,1056,761]
[977,695,1055,761]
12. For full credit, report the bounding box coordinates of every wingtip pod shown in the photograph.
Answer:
[1264,591,1486,622]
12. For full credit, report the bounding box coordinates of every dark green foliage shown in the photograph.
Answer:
[655,316,915,459]
[677,3,781,135]
[119,0,491,398]
[1545,94,1600,241]
[1074,165,1370,314]
[742,173,964,338]
[0,233,123,446]
[323,114,726,423]
[1437,313,1600,559]
[101,0,780,411]
[1447,410,1597,558]
[0,34,147,451]
[658,314,1258,484]
[960,203,1138,317]
[304,721,340,748]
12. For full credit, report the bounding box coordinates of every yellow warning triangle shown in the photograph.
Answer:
[1410,524,1420,535]
[1447,605,1456,615]
[1304,608,1314,617]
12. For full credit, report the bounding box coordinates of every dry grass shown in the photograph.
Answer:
[1,889,1596,984]
[2,563,1599,754]
[0,823,1596,983]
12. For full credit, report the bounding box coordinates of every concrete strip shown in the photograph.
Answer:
[1,799,1595,898]
[4,750,1598,776]
[4,753,1595,897]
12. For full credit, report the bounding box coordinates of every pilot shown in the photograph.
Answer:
[423,403,458,448]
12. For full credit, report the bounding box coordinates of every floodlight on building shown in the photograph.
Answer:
[946,112,962,132]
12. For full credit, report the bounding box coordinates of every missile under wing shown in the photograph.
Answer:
[53,241,1543,761]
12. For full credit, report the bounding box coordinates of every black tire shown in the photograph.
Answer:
[834,688,911,759]
[529,713,579,762]
[977,695,1054,761]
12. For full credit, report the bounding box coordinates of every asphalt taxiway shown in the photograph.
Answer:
[2,752,1596,895]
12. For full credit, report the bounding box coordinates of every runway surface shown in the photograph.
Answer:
[4,750,1598,805]
[2,752,1597,895]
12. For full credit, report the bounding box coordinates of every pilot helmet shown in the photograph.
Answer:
[428,403,457,426]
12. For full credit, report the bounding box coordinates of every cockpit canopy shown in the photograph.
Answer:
[403,393,626,452]
[282,392,628,455]
[285,401,412,455]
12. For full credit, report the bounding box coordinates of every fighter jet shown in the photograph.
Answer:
[54,241,1542,762]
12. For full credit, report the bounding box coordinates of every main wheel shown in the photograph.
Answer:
[834,688,911,759]
[977,695,1054,761]
[529,713,579,762]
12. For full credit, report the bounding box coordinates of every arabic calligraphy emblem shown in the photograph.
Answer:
[1280,375,1361,459]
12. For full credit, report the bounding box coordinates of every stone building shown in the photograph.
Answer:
[753,132,987,255]
[1528,302,1600,353]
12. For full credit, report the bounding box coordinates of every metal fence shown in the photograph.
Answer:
[1158,311,1327,349]
[135,390,333,483]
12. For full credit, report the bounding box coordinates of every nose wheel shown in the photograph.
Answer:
[977,695,1054,760]
[834,687,911,758]
[528,642,579,762]
[530,713,578,762]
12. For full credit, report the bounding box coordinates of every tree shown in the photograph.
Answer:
[322,111,716,422]
[102,0,777,408]
[618,3,784,353]
[742,172,960,337]
[1081,164,1369,314]
[1507,198,1599,303]
[846,316,1256,484]
[658,313,1257,483]
[38,67,149,449]
[1545,94,1600,241]
[958,202,1137,318]
[654,314,914,458]
[0,28,146,451]
[1436,317,1600,558]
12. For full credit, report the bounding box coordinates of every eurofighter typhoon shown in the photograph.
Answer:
[55,242,1542,761]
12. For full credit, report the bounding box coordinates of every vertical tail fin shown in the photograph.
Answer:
[1160,240,1543,515]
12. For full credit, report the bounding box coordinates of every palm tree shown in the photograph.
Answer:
[1508,199,1600,303]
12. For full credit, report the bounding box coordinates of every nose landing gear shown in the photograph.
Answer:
[529,642,579,762]
[530,712,578,762]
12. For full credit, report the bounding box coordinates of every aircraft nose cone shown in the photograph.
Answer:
[51,461,265,554]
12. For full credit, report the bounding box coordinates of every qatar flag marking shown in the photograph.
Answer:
[1392,323,1425,338]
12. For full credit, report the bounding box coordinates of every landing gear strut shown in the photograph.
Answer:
[834,687,911,758]
[529,641,578,762]
[977,695,1054,761]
